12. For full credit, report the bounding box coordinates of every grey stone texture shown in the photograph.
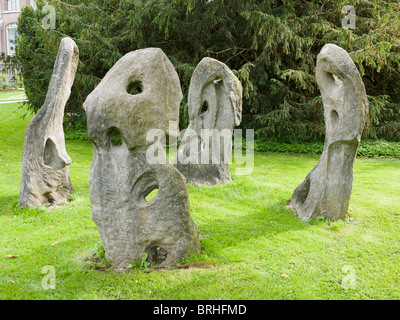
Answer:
[83,48,200,270]
[18,37,79,208]
[175,57,243,186]
[287,44,369,221]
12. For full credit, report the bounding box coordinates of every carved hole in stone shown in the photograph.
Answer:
[145,188,158,202]
[142,183,159,203]
[322,72,344,100]
[109,127,123,147]
[297,177,310,204]
[127,81,143,95]
[200,139,206,151]
[148,246,168,265]
[201,101,208,116]
[332,73,343,86]
[43,191,54,205]
[326,72,343,87]
[165,134,173,147]
[132,171,160,206]
[213,78,223,85]
[43,138,66,170]
[331,109,339,127]
[326,72,335,83]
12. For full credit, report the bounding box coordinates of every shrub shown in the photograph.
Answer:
[6,0,400,143]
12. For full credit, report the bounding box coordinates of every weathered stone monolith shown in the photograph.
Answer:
[18,37,78,208]
[83,48,200,270]
[287,44,369,221]
[175,58,243,186]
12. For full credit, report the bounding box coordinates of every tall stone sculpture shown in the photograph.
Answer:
[18,37,78,208]
[175,57,242,186]
[83,48,200,270]
[287,44,369,221]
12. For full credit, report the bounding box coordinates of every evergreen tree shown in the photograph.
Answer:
[8,0,400,142]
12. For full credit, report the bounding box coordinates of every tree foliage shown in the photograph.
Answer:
[9,0,400,142]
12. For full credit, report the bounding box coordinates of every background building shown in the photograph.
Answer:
[0,0,36,82]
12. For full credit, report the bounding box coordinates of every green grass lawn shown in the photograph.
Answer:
[0,91,27,102]
[1,101,400,300]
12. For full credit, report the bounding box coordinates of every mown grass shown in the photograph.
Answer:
[0,91,27,102]
[1,101,400,300]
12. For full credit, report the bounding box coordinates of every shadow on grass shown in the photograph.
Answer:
[0,182,333,279]
[0,194,80,218]
[197,203,307,241]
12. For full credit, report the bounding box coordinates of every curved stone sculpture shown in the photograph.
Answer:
[83,48,200,270]
[287,44,369,221]
[175,57,242,186]
[18,37,79,208]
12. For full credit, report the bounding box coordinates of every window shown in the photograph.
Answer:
[7,24,18,56]
[7,0,20,11]
[29,0,36,10]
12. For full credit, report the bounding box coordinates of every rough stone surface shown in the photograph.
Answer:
[287,44,369,221]
[83,48,200,270]
[175,57,242,185]
[18,37,78,208]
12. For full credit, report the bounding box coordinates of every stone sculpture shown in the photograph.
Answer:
[18,37,79,208]
[83,47,200,270]
[287,44,369,221]
[175,57,242,186]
